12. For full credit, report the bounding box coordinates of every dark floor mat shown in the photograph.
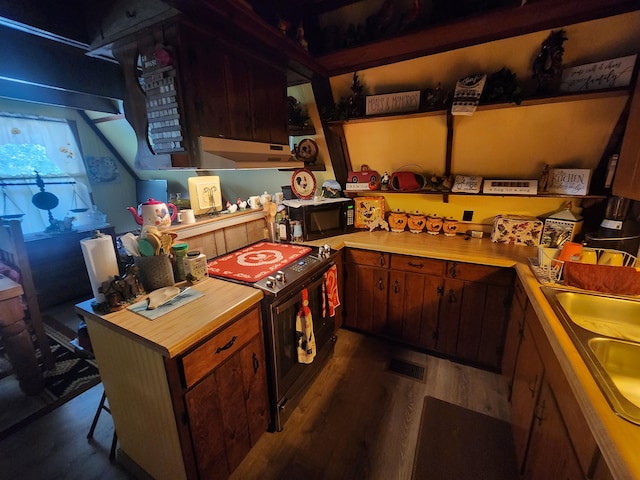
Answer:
[413,396,518,480]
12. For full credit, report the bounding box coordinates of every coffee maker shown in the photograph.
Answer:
[584,196,640,256]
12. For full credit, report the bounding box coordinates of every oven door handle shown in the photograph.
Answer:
[273,265,332,315]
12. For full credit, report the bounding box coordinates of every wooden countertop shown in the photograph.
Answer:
[75,277,263,359]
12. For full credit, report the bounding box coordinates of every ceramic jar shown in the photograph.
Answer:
[426,214,443,235]
[388,211,408,233]
[443,217,458,237]
[407,212,426,233]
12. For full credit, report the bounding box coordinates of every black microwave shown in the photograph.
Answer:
[286,198,356,241]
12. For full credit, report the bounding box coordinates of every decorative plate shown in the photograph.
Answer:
[291,168,316,199]
[295,138,319,164]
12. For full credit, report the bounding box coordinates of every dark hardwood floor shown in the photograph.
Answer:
[1,301,511,480]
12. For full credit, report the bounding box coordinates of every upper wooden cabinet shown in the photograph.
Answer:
[614,75,640,200]
[114,21,290,169]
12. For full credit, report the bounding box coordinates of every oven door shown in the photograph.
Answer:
[266,263,336,430]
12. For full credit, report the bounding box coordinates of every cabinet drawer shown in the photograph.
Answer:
[345,248,390,268]
[447,262,514,286]
[181,307,261,388]
[390,255,446,276]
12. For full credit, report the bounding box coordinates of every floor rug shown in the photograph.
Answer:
[412,396,519,480]
[0,325,101,440]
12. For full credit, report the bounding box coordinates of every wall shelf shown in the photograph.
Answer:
[344,190,606,203]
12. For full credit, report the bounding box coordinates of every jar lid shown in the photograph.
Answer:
[187,250,201,257]
[171,243,189,252]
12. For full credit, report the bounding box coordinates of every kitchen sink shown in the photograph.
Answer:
[554,291,640,343]
[542,287,640,425]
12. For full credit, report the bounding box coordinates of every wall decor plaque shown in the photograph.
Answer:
[365,91,421,115]
[560,55,637,92]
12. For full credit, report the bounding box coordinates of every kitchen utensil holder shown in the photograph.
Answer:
[134,255,175,292]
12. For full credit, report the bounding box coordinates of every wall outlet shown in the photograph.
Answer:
[463,210,474,222]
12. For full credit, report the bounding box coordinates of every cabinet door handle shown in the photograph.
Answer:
[215,336,238,354]
[450,262,458,278]
[448,289,456,304]
[534,399,546,425]
[378,278,385,291]
[379,255,386,267]
[252,352,259,373]
[437,285,444,296]
[408,261,424,269]
[529,374,539,396]
[393,279,399,294]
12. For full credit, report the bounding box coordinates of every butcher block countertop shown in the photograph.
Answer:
[317,230,639,479]
[75,277,263,359]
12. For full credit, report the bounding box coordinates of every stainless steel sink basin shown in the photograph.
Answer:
[542,287,640,425]
[554,291,640,343]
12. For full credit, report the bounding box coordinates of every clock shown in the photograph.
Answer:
[291,168,316,199]
[295,138,319,164]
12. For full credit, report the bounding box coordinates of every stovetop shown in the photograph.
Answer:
[207,242,333,295]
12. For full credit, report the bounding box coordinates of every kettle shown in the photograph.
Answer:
[128,198,177,229]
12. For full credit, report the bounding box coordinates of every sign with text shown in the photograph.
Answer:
[547,169,591,196]
[560,55,637,92]
[366,91,421,115]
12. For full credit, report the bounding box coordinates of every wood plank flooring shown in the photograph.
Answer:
[0,322,510,480]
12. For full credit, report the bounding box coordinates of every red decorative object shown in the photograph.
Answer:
[207,242,311,282]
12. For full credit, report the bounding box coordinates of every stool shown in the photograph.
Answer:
[87,389,118,461]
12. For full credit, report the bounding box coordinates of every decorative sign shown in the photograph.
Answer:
[560,55,637,92]
[366,91,421,115]
[451,175,483,194]
[547,169,591,196]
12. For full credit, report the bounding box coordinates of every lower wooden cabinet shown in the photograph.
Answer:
[508,296,612,480]
[502,276,527,400]
[174,307,269,480]
[344,248,514,370]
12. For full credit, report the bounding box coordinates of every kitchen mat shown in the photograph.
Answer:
[412,396,518,480]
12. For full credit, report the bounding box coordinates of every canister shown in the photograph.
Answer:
[184,251,207,282]
[171,242,189,282]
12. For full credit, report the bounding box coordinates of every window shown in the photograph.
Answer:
[0,113,92,234]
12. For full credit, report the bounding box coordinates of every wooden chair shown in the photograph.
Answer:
[0,220,55,370]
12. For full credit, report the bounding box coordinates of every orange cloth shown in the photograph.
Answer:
[323,265,341,317]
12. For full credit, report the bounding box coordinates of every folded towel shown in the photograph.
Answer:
[296,288,316,364]
[323,264,341,318]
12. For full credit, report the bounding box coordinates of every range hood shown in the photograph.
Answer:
[197,137,305,170]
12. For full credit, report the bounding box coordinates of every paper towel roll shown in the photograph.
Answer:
[80,234,119,303]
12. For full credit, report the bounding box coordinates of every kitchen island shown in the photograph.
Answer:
[76,277,266,480]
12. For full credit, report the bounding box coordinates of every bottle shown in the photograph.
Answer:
[279,214,290,243]
[171,243,189,282]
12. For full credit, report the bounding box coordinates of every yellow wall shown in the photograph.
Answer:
[328,12,640,223]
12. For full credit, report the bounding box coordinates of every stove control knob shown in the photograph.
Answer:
[265,276,276,288]
[276,271,286,283]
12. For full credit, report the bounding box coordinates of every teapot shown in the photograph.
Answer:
[127,198,177,229]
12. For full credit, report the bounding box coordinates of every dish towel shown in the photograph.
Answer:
[322,265,341,318]
[296,288,316,364]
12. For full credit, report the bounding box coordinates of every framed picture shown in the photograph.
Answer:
[354,197,385,229]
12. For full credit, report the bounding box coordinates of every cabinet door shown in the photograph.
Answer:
[239,335,270,447]
[388,270,442,348]
[503,283,526,399]
[510,319,545,471]
[344,263,388,334]
[437,278,464,356]
[476,284,512,369]
[523,382,584,480]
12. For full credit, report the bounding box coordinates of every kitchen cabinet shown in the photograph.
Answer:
[509,293,609,479]
[509,316,544,471]
[343,249,389,334]
[115,20,289,169]
[523,381,584,480]
[343,248,513,369]
[613,75,640,200]
[502,275,528,400]
[179,312,269,480]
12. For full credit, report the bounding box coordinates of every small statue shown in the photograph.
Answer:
[296,21,308,50]
[539,164,550,192]
[381,172,390,190]
[533,30,568,94]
